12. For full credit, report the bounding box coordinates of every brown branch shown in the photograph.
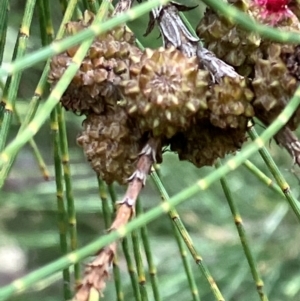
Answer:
[196,46,242,82]
[147,2,241,82]
[113,0,135,15]
[73,138,160,301]
[74,243,117,301]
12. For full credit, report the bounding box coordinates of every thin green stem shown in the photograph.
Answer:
[122,238,142,301]
[99,180,124,301]
[50,108,71,300]
[243,160,284,197]
[0,0,9,63]
[0,0,79,188]
[216,160,268,301]
[14,108,50,180]
[43,0,55,42]
[150,169,199,301]
[37,0,48,46]
[0,0,37,151]
[40,0,76,293]
[224,203,288,299]
[136,199,162,301]
[57,105,80,283]
[248,124,300,221]
[131,223,149,301]
[151,171,220,301]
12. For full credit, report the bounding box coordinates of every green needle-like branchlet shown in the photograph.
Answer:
[248,125,300,221]
[216,160,269,301]
[243,160,284,197]
[122,237,142,301]
[131,226,149,301]
[100,181,124,301]
[0,0,79,188]
[151,171,220,301]
[14,108,49,180]
[0,0,9,64]
[57,105,80,283]
[40,0,81,284]
[50,108,71,300]
[136,199,162,301]
[151,167,199,301]
[0,0,37,151]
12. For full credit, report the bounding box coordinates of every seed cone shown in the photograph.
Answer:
[170,119,248,168]
[196,0,262,76]
[48,11,142,115]
[196,0,300,76]
[77,108,144,185]
[197,0,300,130]
[119,46,210,138]
[252,43,300,130]
[208,76,254,129]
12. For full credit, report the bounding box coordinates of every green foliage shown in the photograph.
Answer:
[1,1,300,301]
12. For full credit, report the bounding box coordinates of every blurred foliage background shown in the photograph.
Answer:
[1,0,300,301]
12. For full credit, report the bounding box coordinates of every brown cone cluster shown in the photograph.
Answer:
[48,11,142,115]
[76,107,144,185]
[196,0,300,77]
[252,43,299,128]
[196,0,300,158]
[49,1,300,184]
[119,47,210,138]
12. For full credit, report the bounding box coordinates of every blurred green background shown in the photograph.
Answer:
[1,1,300,301]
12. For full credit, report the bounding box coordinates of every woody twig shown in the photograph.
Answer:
[73,138,160,301]
[146,1,241,82]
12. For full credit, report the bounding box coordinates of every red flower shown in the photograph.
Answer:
[253,0,293,24]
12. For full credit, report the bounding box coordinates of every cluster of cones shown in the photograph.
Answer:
[48,0,300,299]
[49,1,300,186]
